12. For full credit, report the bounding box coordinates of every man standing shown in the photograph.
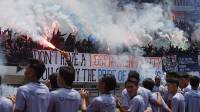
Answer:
[121,71,161,112]
[185,76,200,112]
[48,65,81,112]
[153,75,165,96]
[178,73,191,95]
[167,79,185,112]
[14,59,49,112]
[117,79,145,112]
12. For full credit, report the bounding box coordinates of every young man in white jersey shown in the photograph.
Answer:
[167,78,185,112]
[185,76,200,112]
[80,74,117,112]
[162,72,180,109]
[178,73,191,95]
[121,71,162,112]
[48,64,81,112]
[118,79,145,112]
[14,59,50,112]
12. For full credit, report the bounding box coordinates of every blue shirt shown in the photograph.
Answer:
[128,95,145,112]
[185,90,200,112]
[87,94,116,112]
[153,85,165,96]
[151,92,170,112]
[171,93,185,112]
[0,97,13,112]
[15,82,50,112]
[121,87,155,110]
[48,88,81,112]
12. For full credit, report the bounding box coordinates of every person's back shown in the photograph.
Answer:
[137,86,155,109]
[48,61,80,112]
[48,88,80,112]
[87,94,116,112]
[15,59,49,112]
[81,74,117,112]
[151,92,170,112]
[0,97,13,112]
[185,76,200,112]
[15,82,49,112]
[128,95,145,112]
[171,92,185,112]
[185,90,200,112]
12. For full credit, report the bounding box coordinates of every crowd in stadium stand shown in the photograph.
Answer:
[142,42,198,57]
[0,20,198,65]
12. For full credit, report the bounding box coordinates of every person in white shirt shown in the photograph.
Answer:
[121,71,161,112]
[0,75,14,112]
[14,59,50,112]
[0,96,13,112]
[153,75,165,96]
[178,73,191,95]
[142,78,171,112]
[80,74,117,112]
[167,78,185,112]
[185,76,200,112]
[118,79,145,112]
[48,64,81,112]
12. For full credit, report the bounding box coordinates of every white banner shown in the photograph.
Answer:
[33,50,163,83]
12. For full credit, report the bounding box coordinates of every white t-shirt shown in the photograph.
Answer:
[48,88,81,112]
[151,92,170,112]
[121,87,155,110]
[128,95,145,112]
[185,90,200,112]
[171,93,185,112]
[15,82,50,112]
[0,97,13,112]
[87,94,116,112]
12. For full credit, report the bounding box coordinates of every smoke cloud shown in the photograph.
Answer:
[0,0,188,48]
[0,0,190,80]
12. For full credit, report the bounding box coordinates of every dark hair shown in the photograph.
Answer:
[49,73,58,89]
[125,79,139,86]
[167,78,179,86]
[28,59,46,80]
[179,73,190,79]
[100,74,117,91]
[190,76,200,90]
[59,65,75,86]
[128,71,140,82]
[142,78,155,91]
[166,72,179,79]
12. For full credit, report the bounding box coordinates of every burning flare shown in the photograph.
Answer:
[43,39,56,49]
